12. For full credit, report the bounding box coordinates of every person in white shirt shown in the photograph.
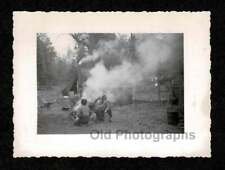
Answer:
[72,99,91,125]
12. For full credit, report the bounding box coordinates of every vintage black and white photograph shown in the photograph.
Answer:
[13,12,210,157]
[37,33,184,134]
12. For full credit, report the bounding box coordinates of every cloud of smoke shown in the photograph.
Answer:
[79,38,128,65]
[137,35,174,75]
[79,50,99,65]
[81,34,182,102]
[82,61,142,102]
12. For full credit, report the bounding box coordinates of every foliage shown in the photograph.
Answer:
[37,33,74,88]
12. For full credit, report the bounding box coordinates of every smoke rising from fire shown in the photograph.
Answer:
[81,34,182,102]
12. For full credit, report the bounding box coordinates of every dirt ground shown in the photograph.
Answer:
[38,96,182,134]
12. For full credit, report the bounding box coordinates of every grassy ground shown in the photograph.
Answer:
[38,92,182,134]
[37,85,182,134]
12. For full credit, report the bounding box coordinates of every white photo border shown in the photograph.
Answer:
[13,12,211,157]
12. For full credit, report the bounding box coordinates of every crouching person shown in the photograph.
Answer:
[102,95,112,122]
[72,99,91,126]
[94,95,112,122]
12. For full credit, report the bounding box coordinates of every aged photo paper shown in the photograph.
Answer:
[13,12,211,157]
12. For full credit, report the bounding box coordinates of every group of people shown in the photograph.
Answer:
[71,95,112,126]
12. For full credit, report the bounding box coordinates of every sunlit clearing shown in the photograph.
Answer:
[47,33,78,58]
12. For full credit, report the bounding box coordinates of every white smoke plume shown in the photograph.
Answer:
[81,34,182,102]
[79,38,127,65]
[79,50,99,65]
[82,61,142,102]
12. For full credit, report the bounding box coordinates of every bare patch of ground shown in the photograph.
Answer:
[38,101,182,134]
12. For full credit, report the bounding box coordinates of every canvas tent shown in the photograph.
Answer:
[61,60,81,96]
[62,77,78,96]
